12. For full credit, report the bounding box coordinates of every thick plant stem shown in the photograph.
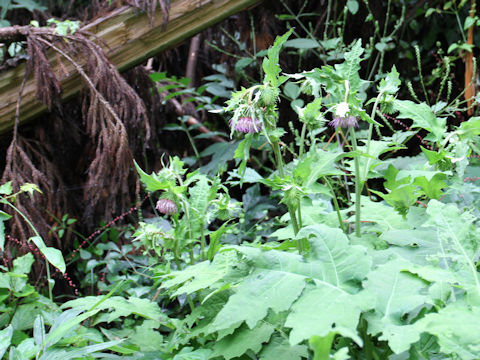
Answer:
[349,128,362,237]
[323,177,346,234]
[271,140,301,251]
[299,123,307,158]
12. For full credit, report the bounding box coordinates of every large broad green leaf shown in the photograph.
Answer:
[209,268,306,332]
[362,258,429,352]
[393,100,446,141]
[212,322,275,360]
[363,258,428,322]
[295,149,343,189]
[285,284,366,346]
[353,140,403,181]
[259,334,308,360]
[347,197,409,233]
[0,325,13,358]
[415,302,480,359]
[423,200,480,301]
[298,224,372,285]
[161,251,236,296]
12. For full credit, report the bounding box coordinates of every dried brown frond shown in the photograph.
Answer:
[1,25,150,236]
[26,33,61,110]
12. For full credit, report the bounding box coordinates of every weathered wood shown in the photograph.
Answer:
[0,0,261,134]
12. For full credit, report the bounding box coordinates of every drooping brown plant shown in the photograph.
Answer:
[0,24,150,240]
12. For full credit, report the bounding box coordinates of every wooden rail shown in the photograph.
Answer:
[0,0,261,134]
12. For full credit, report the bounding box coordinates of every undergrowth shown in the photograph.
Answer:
[1,1,480,359]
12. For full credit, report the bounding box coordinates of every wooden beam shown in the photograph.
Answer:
[0,0,261,134]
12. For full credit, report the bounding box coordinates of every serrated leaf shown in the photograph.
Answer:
[424,200,480,300]
[209,268,306,332]
[259,334,308,360]
[134,161,173,192]
[285,285,364,345]
[161,252,236,296]
[378,65,401,94]
[334,39,364,93]
[0,181,12,195]
[393,100,446,141]
[415,303,480,359]
[296,149,343,188]
[263,29,294,86]
[212,322,275,360]
[363,258,428,322]
[61,296,165,324]
[298,224,372,285]
[12,253,34,275]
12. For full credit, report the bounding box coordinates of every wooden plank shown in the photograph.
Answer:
[0,0,261,134]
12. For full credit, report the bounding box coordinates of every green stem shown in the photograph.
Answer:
[298,123,307,158]
[349,128,362,237]
[200,226,206,261]
[297,198,303,229]
[271,140,301,251]
[4,201,53,301]
[323,178,346,234]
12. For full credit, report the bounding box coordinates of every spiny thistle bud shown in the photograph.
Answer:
[230,117,262,134]
[156,198,178,215]
[260,87,279,106]
[329,116,358,129]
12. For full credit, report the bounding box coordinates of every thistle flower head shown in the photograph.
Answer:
[156,198,178,215]
[230,116,262,134]
[329,116,358,129]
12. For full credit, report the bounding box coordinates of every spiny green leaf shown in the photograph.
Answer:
[263,29,294,86]
[378,65,401,95]
[334,39,364,93]
[393,100,446,141]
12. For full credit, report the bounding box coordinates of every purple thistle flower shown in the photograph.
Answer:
[230,117,262,134]
[329,116,358,129]
[156,198,178,215]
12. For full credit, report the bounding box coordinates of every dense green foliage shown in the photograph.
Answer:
[1,0,480,359]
